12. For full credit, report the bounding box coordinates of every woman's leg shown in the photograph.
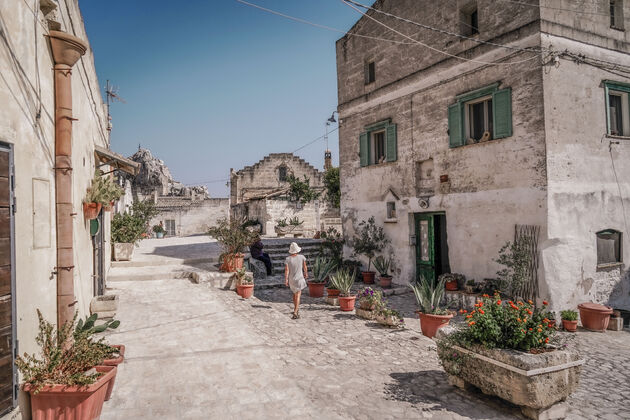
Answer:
[295,291,301,314]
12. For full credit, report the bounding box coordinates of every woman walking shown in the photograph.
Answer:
[285,242,308,319]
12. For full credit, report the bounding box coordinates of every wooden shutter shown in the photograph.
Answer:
[448,103,463,148]
[386,124,397,162]
[364,62,370,85]
[359,132,369,167]
[0,148,13,414]
[493,88,512,139]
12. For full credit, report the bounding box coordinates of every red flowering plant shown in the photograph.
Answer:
[461,293,554,352]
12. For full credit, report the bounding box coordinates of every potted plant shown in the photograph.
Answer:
[309,257,337,298]
[410,275,452,338]
[208,218,257,272]
[375,307,404,328]
[17,311,118,420]
[84,171,125,218]
[357,287,382,311]
[326,283,340,298]
[577,302,613,331]
[234,267,254,299]
[463,279,476,294]
[373,256,393,288]
[436,296,582,420]
[152,224,166,239]
[353,217,389,284]
[561,309,578,332]
[330,268,356,311]
[112,200,159,261]
[101,174,124,212]
[439,273,464,291]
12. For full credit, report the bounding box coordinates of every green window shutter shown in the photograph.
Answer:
[448,103,463,148]
[604,84,611,135]
[359,132,369,167]
[492,88,512,139]
[386,124,397,162]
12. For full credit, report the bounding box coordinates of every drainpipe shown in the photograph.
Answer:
[48,31,87,328]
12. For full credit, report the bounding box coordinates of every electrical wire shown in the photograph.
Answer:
[293,126,339,153]
[344,0,545,54]
[340,0,543,66]
[500,0,611,17]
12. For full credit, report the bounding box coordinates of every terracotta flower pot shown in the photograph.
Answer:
[562,319,578,332]
[338,296,356,311]
[102,344,125,367]
[359,301,376,311]
[220,253,244,273]
[379,276,392,288]
[307,281,325,298]
[417,311,453,338]
[83,202,102,220]
[362,271,375,284]
[25,365,116,420]
[237,284,254,299]
[578,302,613,331]
[326,288,340,298]
[445,280,458,291]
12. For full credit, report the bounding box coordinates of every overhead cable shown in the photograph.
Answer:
[501,0,611,17]
[293,126,339,154]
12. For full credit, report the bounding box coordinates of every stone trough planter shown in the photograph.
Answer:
[112,242,134,261]
[274,226,304,238]
[437,333,583,420]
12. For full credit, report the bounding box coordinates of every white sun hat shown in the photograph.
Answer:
[288,242,301,254]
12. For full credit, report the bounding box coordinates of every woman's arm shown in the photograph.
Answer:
[303,259,308,280]
[285,263,289,287]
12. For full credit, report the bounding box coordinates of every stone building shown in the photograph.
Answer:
[0,0,138,416]
[126,148,229,236]
[230,153,341,236]
[336,0,630,312]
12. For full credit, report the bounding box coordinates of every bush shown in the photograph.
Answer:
[111,200,158,244]
[152,224,165,234]
[353,217,389,272]
[560,309,578,321]
[323,167,340,208]
[208,218,257,256]
[318,227,344,265]
[85,170,124,205]
[287,175,320,204]
[495,239,532,298]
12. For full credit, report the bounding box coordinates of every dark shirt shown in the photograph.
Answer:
[250,240,264,258]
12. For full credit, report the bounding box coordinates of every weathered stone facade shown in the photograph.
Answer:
[336,0,630,313]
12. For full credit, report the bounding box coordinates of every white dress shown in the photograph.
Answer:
[285,254,307,293]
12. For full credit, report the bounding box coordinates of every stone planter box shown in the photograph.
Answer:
[437,330,583,420]
[274,226,304,238]
[112,242,134,261]
[90,295,119,316]
[356,308,377,320]
[376,314,403,328]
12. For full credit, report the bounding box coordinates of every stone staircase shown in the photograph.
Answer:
[108,257,218,282]
[260,239,322,275]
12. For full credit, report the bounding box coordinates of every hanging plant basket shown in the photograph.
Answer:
[83,202,102,220]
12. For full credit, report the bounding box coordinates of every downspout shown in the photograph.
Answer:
[48,31,87,328]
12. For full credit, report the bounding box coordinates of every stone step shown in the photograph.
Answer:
[111,257,217,268]
[107,264,215,282]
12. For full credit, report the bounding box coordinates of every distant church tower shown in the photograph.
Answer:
[324,149,332,171]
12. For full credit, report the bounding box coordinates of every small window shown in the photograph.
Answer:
[386,202,396,219]
[165,219,176,237]
[610,1,625,29]
[597,229,622,265]
[605,81,630,136]
[372,131,386,164]
[460,2,479,36]
[466,96,493,142]
[365,61,375,84]
[278,166,287,182]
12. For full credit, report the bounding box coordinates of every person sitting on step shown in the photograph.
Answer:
[249,235,273,275]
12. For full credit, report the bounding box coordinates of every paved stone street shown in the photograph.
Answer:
[101,238,630,419]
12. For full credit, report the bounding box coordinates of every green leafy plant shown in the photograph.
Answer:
[152,224,165,234]
[241,219,260,229]
[358,287,383,308]
[85,170,124,205]
[410,275,447,315]
[234,267,253,285]
[373,255,392,277]
[495,239,532,298]
[323,167,340,208]
[287,174,321,204]
[288,217,303,226]
[75,314,120,337]
[112,200,159,244]
[318,227,344,266]
[276,218,288,228]
[311,257,337,284]
[561,309,578,321]
[329,267,355,297]
[208,218,258,257]
[353,217,389,272]
[466,279,476,286]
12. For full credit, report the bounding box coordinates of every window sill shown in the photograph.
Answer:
[605,134,630,141]
[384,218,398,223]
[360,161,397,168]
[611,26,625,32]
[596,262,624,270]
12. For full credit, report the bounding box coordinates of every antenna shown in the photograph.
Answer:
[105,80,126,132]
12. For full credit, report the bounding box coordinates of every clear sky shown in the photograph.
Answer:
[80,0,362,197]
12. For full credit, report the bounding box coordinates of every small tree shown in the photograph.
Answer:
[208,218,257,257]
[323,167,340,208]
[287,175,321,204]
[353,217,389,272]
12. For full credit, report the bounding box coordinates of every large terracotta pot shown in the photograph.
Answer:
[83,202,102,220]
[338,296,356,311]
[221,253,244,273]
[362,271,375,284]
[578,302,613,331]
[379,276,392,288]
[307,281,325,298]
[562,319,578,332]
[418,311,453,338]
[25,365,116,420]
[326,288,340,298]
[237,284,254,299]
[445,280,458,291]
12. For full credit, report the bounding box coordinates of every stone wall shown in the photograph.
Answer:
[152,198,230,236]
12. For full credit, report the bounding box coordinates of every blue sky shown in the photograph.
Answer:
[80,0,362,196]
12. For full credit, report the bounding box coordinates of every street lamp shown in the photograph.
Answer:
[324,111,338,170]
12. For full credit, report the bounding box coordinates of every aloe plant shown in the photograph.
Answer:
[410,275,447,314]
[329,268,355,297]
[311,257,337,283]
[373,256,392,277]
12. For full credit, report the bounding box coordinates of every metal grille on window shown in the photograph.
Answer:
[165,219,176,237]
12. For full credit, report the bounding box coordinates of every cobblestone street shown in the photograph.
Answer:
[99,238,630,420]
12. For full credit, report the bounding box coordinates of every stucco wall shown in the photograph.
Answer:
[0,0,110,408]
[541,34,630,311]
[152,198,230,236]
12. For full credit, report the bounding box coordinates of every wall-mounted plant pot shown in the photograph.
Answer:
[361,271,375,284]
[338,296,356,311]
[112,242,134,261]
[307,281,325,298]
[83,202,102,220]
[578,302,613,331]
[379,276,392,288]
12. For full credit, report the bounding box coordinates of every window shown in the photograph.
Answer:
[605,81,630,136]
[359,120,397,167]
[278,166,288,182]
[365,61,375,84]
[386,202,396,219]
[460,2,479,36]
[610,1,625,29]
[448,83,512,148]
[165,219,176,237]
[597,229,622,266]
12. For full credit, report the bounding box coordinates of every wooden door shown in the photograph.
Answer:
[415,213,436,283]
[0,144,15,415]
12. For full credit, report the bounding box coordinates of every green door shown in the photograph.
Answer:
[415,214,435,283]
